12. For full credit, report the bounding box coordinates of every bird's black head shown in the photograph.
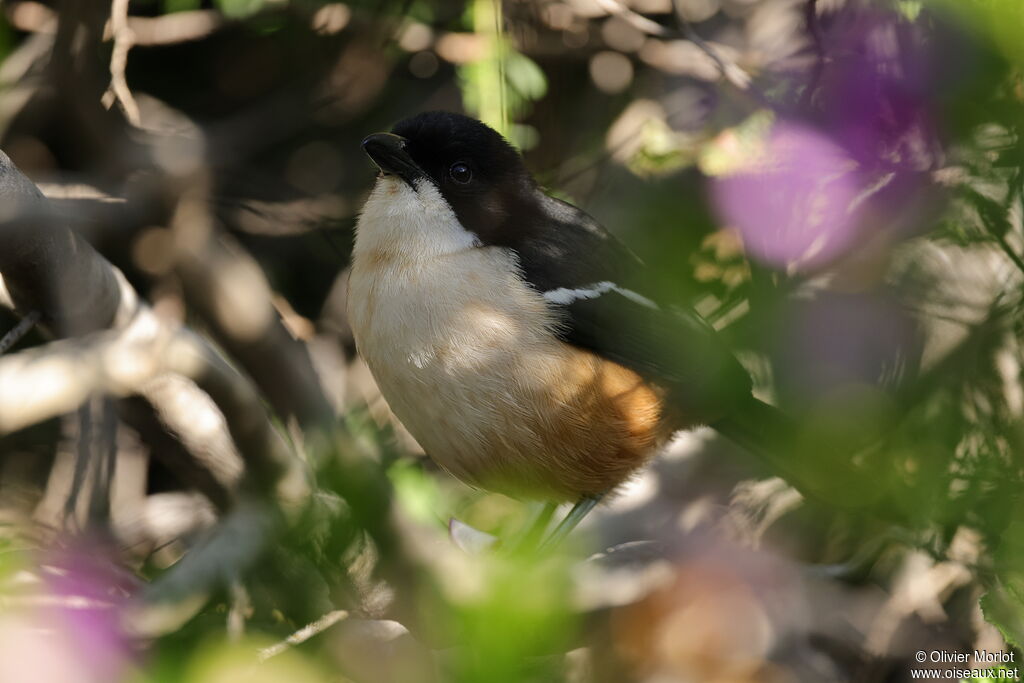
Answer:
[361,111,537,246]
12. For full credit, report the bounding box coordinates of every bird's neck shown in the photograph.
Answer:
[354,176,482,265]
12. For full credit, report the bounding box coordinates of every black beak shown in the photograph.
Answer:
[361,133,422,186]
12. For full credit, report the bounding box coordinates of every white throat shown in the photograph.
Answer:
[354,175,481,261]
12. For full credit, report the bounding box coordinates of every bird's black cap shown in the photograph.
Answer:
[362,111,536,245]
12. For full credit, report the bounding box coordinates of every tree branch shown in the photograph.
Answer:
[102,0,141,126]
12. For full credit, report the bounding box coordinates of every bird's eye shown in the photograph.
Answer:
[449,162,473,184]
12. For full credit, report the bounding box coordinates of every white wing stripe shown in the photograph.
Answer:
[543,281,658,309]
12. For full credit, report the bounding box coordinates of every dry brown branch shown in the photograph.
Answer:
[0,152,127,336]
[0,274,13,310]
[5,2,57,34]
[37,182,127,203]
[51,0,126,160]
[127,10,224,46]
[12,2,222,45]
[99,5,225,127]
[0,80,414,643]
[139,376,244,496]
[671,20,752,91]
[227,196,351,236]
[0,301,308,505]
[0,150,305,507]
[0,306,207,435]
[0,4,57,140]
[594,0,670,37]
[594,0,755,93]
[118,397,237,511]
[31,397,141,531]
[170,191,337,432]
[102,0,141,126]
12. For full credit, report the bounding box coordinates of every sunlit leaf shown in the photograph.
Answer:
[980,583,1024,650]
[185,639,331,683]
[214,0,267,20]
[504,50,547,101]
[388,458,445,525]
[929,0,1024,67]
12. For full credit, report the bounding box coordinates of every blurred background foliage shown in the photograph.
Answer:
[0,0,1022,681]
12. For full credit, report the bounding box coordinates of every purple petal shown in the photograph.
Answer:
[710,122,863,269]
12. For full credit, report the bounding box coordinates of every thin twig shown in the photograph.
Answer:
[227,580,251,642]
[64,401,93,524]
[602,0,760,96]
[671,0,754,93]
[993,231,1024,275]
[0,310,40,355]
[126,10,222,46]
[595,0,669,37]
[999,168,1024,274]
[495,0,508,137]
[256,610,349,661]
[102,0,141,126]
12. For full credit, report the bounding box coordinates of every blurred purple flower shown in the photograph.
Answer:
[709,6,952,270]
[815,7,942,172]
[710,121,864,269]
[39,541,139,682]
[0,541,139,683]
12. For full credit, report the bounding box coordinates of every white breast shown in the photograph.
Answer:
[347,177,562,487]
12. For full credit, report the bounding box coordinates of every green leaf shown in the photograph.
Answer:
[214,0,266,20]
[458,0,548,143]
[980,583,1024,649]
[928,0,1024,67]
[504,51,547,101]
[388,458,445,525]
[897,0,923,20]
[983,505,1024,649]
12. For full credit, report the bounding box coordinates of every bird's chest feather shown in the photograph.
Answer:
[349,246,556,386]
[349,245,562,420]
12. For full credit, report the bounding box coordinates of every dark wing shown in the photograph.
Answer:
[515,193,752,421]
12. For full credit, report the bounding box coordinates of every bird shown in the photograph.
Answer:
[347,111,768,544]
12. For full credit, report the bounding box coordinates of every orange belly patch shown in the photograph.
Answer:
[457,347,679,501]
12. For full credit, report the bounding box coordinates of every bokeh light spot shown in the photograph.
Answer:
[409,51,439,79]
[589,51,634,94]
